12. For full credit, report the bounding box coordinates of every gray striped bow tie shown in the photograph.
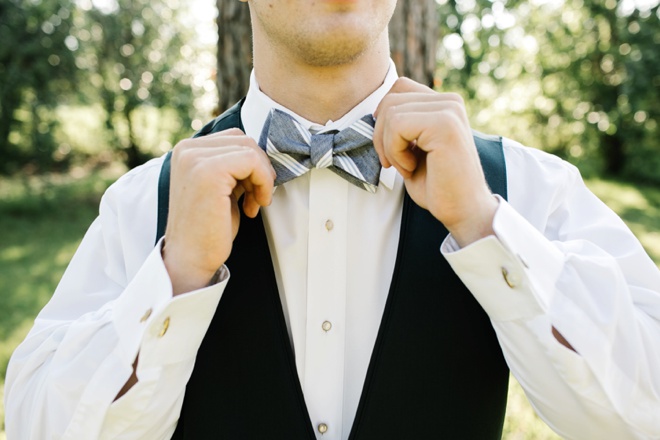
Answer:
[258,108,381,193]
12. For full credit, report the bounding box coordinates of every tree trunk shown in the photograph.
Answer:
[602,133,625,176]
[216,0,252,114]
[388,0,438,87]
[123,107,150,169]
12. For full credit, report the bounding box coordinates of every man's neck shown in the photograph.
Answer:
[253,32,391,124]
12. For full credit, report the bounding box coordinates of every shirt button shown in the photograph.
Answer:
[325,219,334,231]
[317,423,328,434]
[158,317,170,337]
[139,308,152,323]
[321,321,332,332]
[501,267,519,288]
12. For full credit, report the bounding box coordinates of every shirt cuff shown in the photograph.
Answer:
[112,238,228,367]
[441,196,565,322]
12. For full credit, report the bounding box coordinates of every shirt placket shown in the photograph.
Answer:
[304,166,348,440]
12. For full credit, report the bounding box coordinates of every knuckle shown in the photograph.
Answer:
[221,127,244,136]
[243,145,258,157]
[397,76,414,87]
[173,144,195,167]
[386,107,405,126]
[378,93,396,110]
[445,92,465,105]
[173,138,194,152]
[241,146,261,166]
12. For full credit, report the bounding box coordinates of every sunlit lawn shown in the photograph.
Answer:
[0,170,658,438]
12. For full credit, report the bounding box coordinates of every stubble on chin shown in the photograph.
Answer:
[288,33,373,67]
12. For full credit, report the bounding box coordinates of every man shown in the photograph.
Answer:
[5,0,660,439]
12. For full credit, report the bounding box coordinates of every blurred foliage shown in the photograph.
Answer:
[2,0,658,182]
[437,0,660,183]
[0,0,205,174]
[79,0,197,168]
[0,0,78,174]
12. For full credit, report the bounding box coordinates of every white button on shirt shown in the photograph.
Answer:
[5,61,660,440]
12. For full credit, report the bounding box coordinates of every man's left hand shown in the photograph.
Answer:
[373,77,498,247]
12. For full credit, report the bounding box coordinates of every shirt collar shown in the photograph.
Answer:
[241,58,399,190]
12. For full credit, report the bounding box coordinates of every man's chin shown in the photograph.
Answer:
[292,35,371,67]
[319,0,360,11]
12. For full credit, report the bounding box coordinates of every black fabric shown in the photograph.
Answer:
[348,194,508,439]
[161,101,509,439]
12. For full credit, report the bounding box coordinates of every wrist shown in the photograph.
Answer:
[447,195,498,248]
[162,239,223,296]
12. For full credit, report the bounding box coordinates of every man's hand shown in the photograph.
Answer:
[373,77,498,247]
[163,128,275,296]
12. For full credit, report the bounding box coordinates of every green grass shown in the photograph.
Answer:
[0,171,658,438]
[0,167,122,435]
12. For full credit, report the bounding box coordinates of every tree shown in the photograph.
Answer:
[389,0,438,87]
[216,0,252,114]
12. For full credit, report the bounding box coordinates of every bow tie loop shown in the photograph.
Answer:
[258,109,381,193]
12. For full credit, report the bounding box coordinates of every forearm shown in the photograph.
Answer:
[443,199,660,438]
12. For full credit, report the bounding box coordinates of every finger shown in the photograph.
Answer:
[174,138,276,181]
[237,176,272,218]
[242,190,260,218]
[199,148,275,200]
[175,130,268,167]
[374,91,464,118]
[386,100,469,128]
[175,134,255,153]
[382,113,418,178]
[232,185,246,201]
[374,90,465,170]
[199,127,246,138]
[374,98,466,169]
[382,110,462,177]
[388,77,435,94]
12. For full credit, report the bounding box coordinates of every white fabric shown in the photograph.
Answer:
[5,60,660,439]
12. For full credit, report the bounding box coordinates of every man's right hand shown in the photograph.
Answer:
[162,128,276,296]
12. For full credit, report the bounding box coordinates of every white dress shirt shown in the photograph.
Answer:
[5,61,660,440]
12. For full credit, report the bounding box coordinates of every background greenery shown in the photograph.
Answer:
[0,0,658,438]
[1,0,658,180]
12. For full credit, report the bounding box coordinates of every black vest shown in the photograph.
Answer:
[157,101,510,439]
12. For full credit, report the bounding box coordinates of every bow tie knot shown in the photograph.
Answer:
[258,109,381,193]
[310,132,335,169]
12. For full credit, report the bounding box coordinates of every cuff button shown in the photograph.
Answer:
[139,308,152,323]
[158,317,170,337]
[501,267,518,288]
